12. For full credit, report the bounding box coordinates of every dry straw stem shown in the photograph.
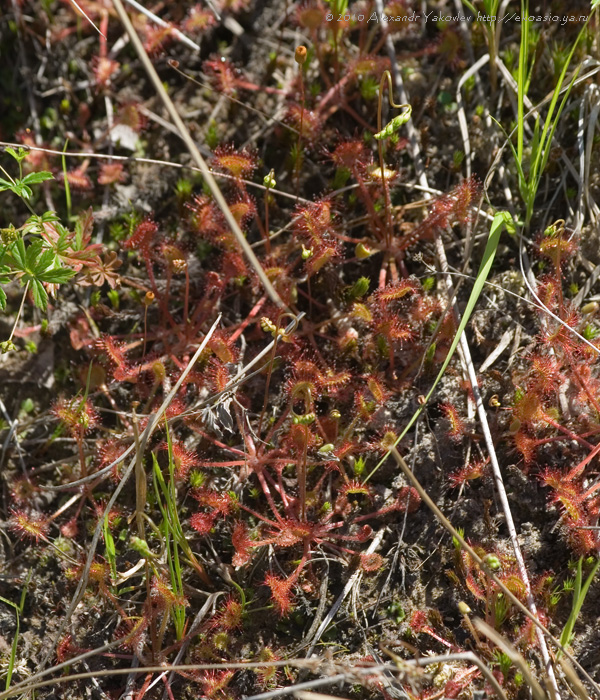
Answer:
[474,619,548,700]
[42,312,303,492]
[0,658,394,700]
[432,224,558,697]
[0,141,312,205]
[389,446,600,700]
[381,648,508,700]
[375,17,557,689]
[109,0,287,311]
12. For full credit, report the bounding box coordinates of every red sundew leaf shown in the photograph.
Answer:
[264,574,295,616]
[98,162,126,185]
[9,508,49,543]
[360,553,385,572]
[190,511,216,535]
[211,145,257,179]
[232,521,252,566]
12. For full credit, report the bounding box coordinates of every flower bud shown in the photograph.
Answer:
[263,169,276,189]
[295,45,307,65]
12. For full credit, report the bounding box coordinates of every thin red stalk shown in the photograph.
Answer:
[183,264,190,333]
[255,470,287,526]
[237,502,280,528]
[229,295,267,343]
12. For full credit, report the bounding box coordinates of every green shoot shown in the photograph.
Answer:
[559,555,600,655]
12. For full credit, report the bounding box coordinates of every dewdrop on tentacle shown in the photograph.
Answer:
[374,105,412,140]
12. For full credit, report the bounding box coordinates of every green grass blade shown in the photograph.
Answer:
[560,556,600,654]
[0,596,20,691]
[517,0,529,164]
[365,211,512,482]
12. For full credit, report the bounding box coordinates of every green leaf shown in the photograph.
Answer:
[41,210,60,223]
[12,183,33,200]
[0,287,6,310]
[37,267,75,284]
[25,239,45,270]
[21,171,54,186]
[10,238,27,270]
[0,178,15,192]
[5,146,27,163]
[31,279,48,310]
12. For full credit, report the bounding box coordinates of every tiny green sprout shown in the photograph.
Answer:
[493,650,512,678]
[546,407,560,421]
[332,167,350,190]
[90,290,101,307]
[206,120,219,150]
[0,340,16,353]
[175,177,193,200]
[359,76,379,101]
[301,244,313,260]
[583,324,599,341]
[374,106,412,140]
[263,169,276,189]
[320,501,332,515]
[387,601,405,623]
[425,342,436,364]
[463,75,476,94]
[189,470,205,488]
[453,150,465,169]
[349,276,370,299]
[569,282,579,295]
[212,631,231,651]
[107,289,120,310]
[483,553,502,571]
[353,456,366,477]
[422,276,435,292]
[452,527,465,551]
[25,340,37,354]
[249,486,260,499]
[514,672,524,687]
[20,398,34,414]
